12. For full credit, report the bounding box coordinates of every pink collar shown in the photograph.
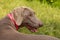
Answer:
[7,13,18,30]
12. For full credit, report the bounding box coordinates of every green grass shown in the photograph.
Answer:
[0,0,60,38]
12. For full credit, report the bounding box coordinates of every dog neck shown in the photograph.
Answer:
[7,13,19,30]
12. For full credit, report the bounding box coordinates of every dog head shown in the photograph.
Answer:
[13,6,43,32]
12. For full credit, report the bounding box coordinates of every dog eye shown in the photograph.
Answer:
[29,14,33,16]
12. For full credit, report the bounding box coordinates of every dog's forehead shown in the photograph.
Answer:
[23,7,35,14]
[23,7,34,12]
[15,7,34,12]
[13,6,35,16]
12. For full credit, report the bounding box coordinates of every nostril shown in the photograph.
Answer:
[39,23,43,27]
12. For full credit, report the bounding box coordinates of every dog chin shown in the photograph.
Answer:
[25,23,38,32]
[26,26,38,32]
[30,28,38,32]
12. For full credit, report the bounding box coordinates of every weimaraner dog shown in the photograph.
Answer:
[0,6,60,40]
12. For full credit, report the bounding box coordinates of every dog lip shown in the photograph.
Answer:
[30,28,38,32]
[25,23,38,32]
[27,26,38,32]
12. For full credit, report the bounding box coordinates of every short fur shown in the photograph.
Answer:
[0,6,60,40]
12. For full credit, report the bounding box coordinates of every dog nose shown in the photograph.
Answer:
[39,23,43,27]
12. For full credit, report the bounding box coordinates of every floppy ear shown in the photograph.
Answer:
[12,7,24,25]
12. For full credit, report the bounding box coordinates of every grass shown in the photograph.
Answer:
[0,0,60,38]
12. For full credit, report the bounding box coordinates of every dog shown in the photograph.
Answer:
[0,6,60,40]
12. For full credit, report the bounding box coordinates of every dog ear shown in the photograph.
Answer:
[12,7,24,25]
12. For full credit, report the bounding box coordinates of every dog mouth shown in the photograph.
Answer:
[27,26,38,32]
[25,23,38,32]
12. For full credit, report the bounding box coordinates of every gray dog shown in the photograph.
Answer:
[0,6,60,40]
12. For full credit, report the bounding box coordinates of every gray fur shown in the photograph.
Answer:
[0,6,60,40]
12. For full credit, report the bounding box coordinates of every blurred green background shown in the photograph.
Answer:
[0,0,60,38]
